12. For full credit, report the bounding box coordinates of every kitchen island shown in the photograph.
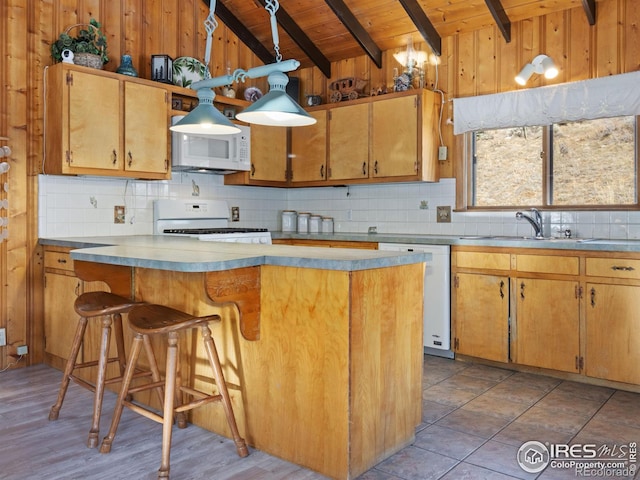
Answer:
[50,236,428,480]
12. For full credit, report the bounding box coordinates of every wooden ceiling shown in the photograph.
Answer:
[214,0,597,78]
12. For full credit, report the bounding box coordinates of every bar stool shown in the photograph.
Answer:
[48,291,151,448]
[100,303,249,479]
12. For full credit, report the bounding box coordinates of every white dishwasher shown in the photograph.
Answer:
[378,243,452,358]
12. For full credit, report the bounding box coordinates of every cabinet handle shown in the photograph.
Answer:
[590,287,596,307]
[499,280,505,298]
[57,258,67,264]
[127,151,133,166]
[74,281,80,296]
[611,265,635,271]
[374,160,379,175]
[320,164,324,178]
[112,149,117,165]
[362,162,367,176]
[520,281,525,299]
[251,163,256,177]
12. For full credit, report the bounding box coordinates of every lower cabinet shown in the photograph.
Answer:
[453,247,640,388]
[585,283,640,384]
[513,277,580,373]
[453,272,509,362]
[584,255,640,385]
[43,247,110,372]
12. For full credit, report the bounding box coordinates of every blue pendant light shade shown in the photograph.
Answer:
[170,88,241,135]
[235,72,316,127]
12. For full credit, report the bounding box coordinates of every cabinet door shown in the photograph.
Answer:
[371,95,418,177]
[328,103,369,181]
[453,272,509,362]
[123,82,169,175]
[513,278,580,372]
[585,283,640,384]
[67,70,120,170]
[44,273,81,360]
[250,124,288,182]
[290,110,327,183]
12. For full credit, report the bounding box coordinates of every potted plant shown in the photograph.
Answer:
[50,18,109,69]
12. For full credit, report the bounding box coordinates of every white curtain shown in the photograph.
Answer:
[453,70,640,135]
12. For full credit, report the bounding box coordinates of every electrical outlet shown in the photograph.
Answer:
[0,328,6,347]
[437,206,452,223]
[438,146,448,161]
[231,206,240,222]
[114,205,125,224]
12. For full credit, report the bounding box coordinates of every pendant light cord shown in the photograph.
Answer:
[203,0,218,79]
[265,0,282,62]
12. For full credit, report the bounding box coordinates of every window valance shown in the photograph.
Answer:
[452,70,640,135]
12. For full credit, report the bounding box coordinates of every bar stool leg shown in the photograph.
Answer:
[142,334,166,408]
[113,312,128,376]
[49,316,89,421]
[201,325,249,457]
[87,315,113,448]
[100,334,144,454]
[159,332,179,478]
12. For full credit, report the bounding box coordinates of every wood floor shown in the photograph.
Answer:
[0,364,328,480]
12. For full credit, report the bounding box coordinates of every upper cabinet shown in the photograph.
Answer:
[45,63,171,180]
[224,124,288,186]
[327,102,370,182]
[290,110,328,184]
[229,89,441,188]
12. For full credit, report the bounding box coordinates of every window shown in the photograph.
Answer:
[470,116,639,208]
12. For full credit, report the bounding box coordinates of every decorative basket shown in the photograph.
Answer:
[73,52,103,69]
[63,22,106,69]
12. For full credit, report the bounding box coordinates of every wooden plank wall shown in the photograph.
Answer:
[0,0,638,369]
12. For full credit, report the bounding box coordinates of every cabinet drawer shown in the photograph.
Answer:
[516,254,579,275]
[454,251,510,270]
[44,251,75,272]
[586,257,640,279]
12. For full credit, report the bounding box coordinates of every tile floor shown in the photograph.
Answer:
[360,355,640,480]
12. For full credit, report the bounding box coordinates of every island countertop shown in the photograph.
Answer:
[40,235,430,272]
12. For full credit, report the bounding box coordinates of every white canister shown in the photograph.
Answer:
[322,217,334,234]
[297,212,310,233]
[281,210,297,232]
[309,215,322,233]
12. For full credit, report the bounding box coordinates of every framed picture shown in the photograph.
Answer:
[223,107,236,119]
[151,55,173,84]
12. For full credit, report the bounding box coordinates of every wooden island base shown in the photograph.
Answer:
[75,261,425,480]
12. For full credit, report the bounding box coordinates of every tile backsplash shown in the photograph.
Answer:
[39,173,640,239]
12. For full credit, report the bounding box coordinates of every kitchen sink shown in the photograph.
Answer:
[461,236,596,242]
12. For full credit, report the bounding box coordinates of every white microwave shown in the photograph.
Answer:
[171,115,251,174]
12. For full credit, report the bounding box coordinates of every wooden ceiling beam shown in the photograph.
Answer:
[582,0,596,25]
[255,0,332,78]
[207,0,274,65]
[324,0,383,68]
[484,0,511,43]
[397,0,441,57]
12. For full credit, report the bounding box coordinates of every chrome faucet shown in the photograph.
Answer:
[516,208,544,238]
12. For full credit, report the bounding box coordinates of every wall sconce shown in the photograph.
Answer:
[515,54,558,85]
[393,37,428,89]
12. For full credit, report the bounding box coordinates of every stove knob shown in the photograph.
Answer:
[259,237,269,244]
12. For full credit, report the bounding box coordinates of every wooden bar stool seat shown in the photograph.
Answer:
[100,303,249,479]
[48,291,152,448]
